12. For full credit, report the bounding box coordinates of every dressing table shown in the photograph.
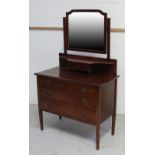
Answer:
[35,10,118,150]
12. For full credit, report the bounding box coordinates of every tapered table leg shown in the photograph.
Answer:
[39,109,43,130]
[96,123,100,150]
[112,79,117,135]
[112,114,116,135]
[59,115,62,119]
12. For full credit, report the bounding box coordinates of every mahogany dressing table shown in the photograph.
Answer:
[35,10,118,150]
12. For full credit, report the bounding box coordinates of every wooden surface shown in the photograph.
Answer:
[59,53,117,75]
[34,11,118,148]
[35,56,117,150]
[35,66,117,87]
[29,26,125,33]
[39,98,96,125]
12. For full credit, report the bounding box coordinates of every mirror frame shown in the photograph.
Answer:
[63,9,109,54]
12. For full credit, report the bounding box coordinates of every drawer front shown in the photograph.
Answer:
[39,87,97,111]
[40,98,96,125]
[37,76,98,97]
[67,61,90,71]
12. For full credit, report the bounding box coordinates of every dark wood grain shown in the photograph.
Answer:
[37,75,98,96]
[59,53,115,74]
[100,80,115,123]
[107,18,111,60]
[35,68,117,88]
[35,64,118,149]
[39,109,43,130]
[63,17,67,54]
[112,79,117,135]
[39,98,96,125]
[39,87,97,111]
[35,9,118,150]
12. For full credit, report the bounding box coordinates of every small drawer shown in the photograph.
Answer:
[67,61,90,71]
[37,76,98,97]
[39,98,96,125]
[38,87,97,111]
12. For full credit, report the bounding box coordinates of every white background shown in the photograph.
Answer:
[0,0,155,155]
[29,0,125,114]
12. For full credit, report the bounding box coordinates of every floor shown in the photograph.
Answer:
[29,104,125,155]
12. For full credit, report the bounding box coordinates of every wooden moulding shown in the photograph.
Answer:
[29,26,125,33]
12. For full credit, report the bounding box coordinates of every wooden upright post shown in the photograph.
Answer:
[63,17,67,54]
[107,18,111,60]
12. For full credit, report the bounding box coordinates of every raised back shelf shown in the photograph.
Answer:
[59,53,117,75]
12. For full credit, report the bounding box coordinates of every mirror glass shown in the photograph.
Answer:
[68,12,105,52]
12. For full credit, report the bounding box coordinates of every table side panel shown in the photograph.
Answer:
[100,80,115,123]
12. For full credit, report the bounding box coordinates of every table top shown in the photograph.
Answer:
[35,66,118,87]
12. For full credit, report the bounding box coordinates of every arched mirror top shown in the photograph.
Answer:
[64,10,108,54]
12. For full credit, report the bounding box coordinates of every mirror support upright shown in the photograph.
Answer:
[63,17,67,54]
[107,18,111,60]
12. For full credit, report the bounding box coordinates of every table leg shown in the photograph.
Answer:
[96,123,100,150]
[39,109,43,130]
[112,113,116,135]
[112,79,117,135]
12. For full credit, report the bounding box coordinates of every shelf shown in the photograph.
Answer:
[60,54,116,65]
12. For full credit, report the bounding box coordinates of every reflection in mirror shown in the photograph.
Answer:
[68,12,105,52]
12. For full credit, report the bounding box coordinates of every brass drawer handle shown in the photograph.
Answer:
[80,98,86,105]
[80,112,86,118]
[81,88,86,93]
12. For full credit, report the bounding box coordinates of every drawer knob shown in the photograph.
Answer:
[48,103,52,107]
[81,88,86,93]
[47,80,51,85]
[45,90,51,96]
[80,112,86,118]
[80,98,86,105]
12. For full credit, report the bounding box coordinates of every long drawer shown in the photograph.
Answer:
[37,76,98,97]
[39,87,97,111]
[40,98,96,125]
